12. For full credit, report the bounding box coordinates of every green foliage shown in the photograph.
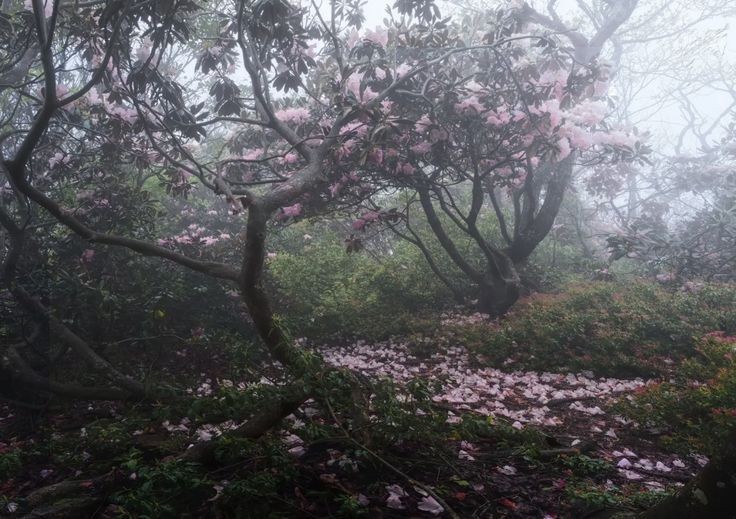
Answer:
[268,239,454,339]
[565,482,621,510]
[113,458,215,518]
[565,482,672,515]
[460,281,736,376]
[0,449,23,481]
[562,454,614,478]
[619,332,736,456]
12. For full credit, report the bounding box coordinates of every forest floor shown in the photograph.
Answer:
[0,320,702,518]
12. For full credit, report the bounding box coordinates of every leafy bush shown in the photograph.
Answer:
[268,240,455,339]
[459,281,736,376]
[619,332,736,456]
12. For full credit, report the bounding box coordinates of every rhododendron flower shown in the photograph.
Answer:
[80,249,95,264]
[381,484,408,509]
[281,203,302,218]
[411,142,432,154]
[395,63,412,78]
[107,105,138,124]
[275,107,310,124]
[368,148,384,165]
[56,84,69,99]
[498,465,517,476]
[414,114,433,132]
[400,163,416,175]
[617,458,632,468]
[281,152,299,164]
[48,152,69,168]
[364,26,388,47]
[455,96,485,114]
[136,37,153,62]
[568,100,607,126]
[288,445,306,457]
[417,496,444,515]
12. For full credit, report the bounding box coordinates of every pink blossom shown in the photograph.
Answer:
[465,81,485,93]
[498,465,517,476]
[593,130,636,149]
[414,115,433,132]
[275,107,310,125]
[329,182,342,198]
[455,96,485,114]
[565,125,594,149]
[288,445,306,457]
[417,496,444,516]
[411,142,432,155]
[537,68,569,87]
[429,128,449,142]
[56,84,69,99]
[568,100,607,126]
[368,148,384,165]
[539,99,563,127]
[385,484,407,510]
[281,203,303,218]
[48,152,69,169]
[364,27,388,47]
[136,37,153,62]
[557,137,571,160]
[85,88,102,106]
[345,29,361,50]
[400,163,416,176]
[80,249,95,264]
[242,149,262,161]
[281,152,299,164]
[108,105,138,124]
[510,111,525,124]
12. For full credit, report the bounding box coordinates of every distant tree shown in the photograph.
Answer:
[607,118,736,283]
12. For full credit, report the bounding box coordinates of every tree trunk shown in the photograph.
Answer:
[476,254,521,317]
[476,277,520,316]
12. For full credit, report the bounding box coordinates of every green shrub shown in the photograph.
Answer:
[460,281,736,376]
[618,332,736,456]
[268,241,455,339]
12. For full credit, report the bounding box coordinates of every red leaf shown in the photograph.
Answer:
[498,498,517,510]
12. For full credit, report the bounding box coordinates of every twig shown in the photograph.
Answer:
[324,398,461,519]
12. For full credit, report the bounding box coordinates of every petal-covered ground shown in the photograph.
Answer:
[316,339,706,491]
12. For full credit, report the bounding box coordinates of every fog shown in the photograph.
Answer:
[1,1,736,516]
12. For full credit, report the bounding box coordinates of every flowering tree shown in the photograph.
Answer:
[328,1,645,314]
[0,0,643,417]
